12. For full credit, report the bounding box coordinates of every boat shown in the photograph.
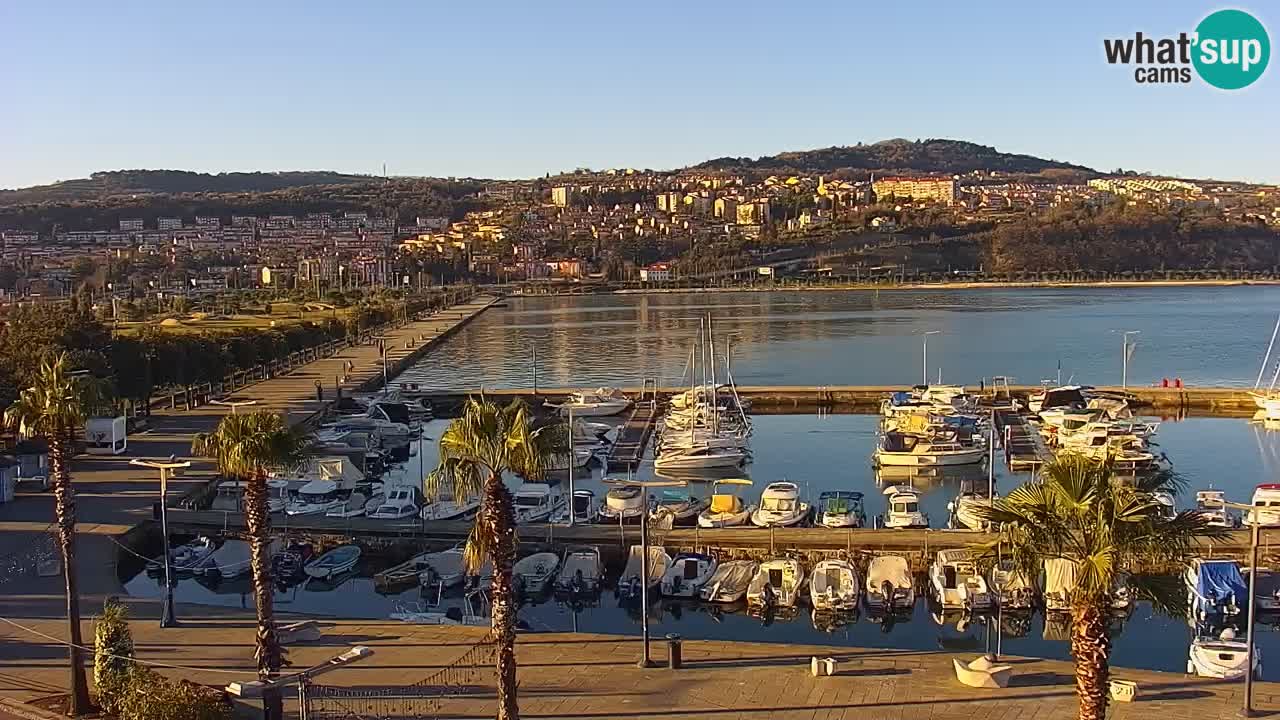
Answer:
[699,560,757,603]
[368,486,421,520]
[1044,559,1130,612]
[325,489,379,518]
[617,545,672,600]
[874,430,985,467]
[271,542,314,581]
[374,552,433,592]
[147,536,219,575]
[266,478,296,513]
[1029,385,1089,415]
[746,558,805,611]
[928,549,995,612]
[545,447,596,472]
[1185,559,1247,620]
[513,483,565,524]
[1194,490,1239,528]
[864,555,915,610]
[420,490,481,521]
[990,560,1036,611]
[697,478,755,528]
[365,400,423,432]
[660,553,718,598]
[816,491,865,528]
[568,489,598,524]
[650,489,708,526]
[325,415,411,441]
[1152,490,1177,521]
[948,491,994,531]
[1188,627,1261,679]
[1247,484,1280,527]
[420,547,469,588]
[654,445,746,471]
[390,600,489,626]
[208,539,254,579]
[598,485,647,524]
[305,545,362,579]
[557,387,633,417]
[210,481,247,512]
[513,552,561,596]
[881,486,928,529]
[555,546,602,594]
[750,481,810,527]
[285,480,345,516]
[809,559,859,612]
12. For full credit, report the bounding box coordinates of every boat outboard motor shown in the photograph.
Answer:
[761,582,777,608]
[629,576,642,599]
[881,580,895,605]
[571,569,585,595]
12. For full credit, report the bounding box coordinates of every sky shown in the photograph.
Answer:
[1,0,1277,189]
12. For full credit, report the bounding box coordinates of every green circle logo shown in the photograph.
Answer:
[1193,9,1270,89]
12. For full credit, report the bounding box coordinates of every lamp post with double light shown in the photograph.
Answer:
[130,457,192,628]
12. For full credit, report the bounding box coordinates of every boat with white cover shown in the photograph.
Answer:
[929,549,995,611]
[747,558,805,611]
[864,555,915,610]
[420,491,481,521]
[990,560,1036,610]
[305,545,361,579]
[750,481,810,527]
[325,490,381,518]
[513,552,561,596]
[1044,558,1131,612]
[617,545,672,600]
[660,553,718,598]
[1185,559,1247,620]
[598,485,647,524]
[555,546,602,594]
[697,478,755,528]
[286,480,345,517]
[699,560,757,603]
[809,559,859,612]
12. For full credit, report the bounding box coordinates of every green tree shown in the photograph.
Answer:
[94,598,135,714]
[190,412,309,720]
[425,398,566,720]
[976,456,1226,720]
[2,353,100,715]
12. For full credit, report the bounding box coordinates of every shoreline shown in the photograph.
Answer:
[605,278,1280,294]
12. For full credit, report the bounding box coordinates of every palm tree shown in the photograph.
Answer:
[3,353,99,715]
[190,411,309,719]
[425,398,565,720]
[976,456,1228,720]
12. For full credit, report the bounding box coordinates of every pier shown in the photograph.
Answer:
[994,408,1054,471]
[605,393,660,471]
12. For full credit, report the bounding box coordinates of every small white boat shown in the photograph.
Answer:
[1186,559,1247,620]
[374,552,432,591]
[948,491,994,531]
[368,486,421,520]
[420,493,481,521]
[555,546,602,594]
[929,549,994,612]
[697,478,755,528]
[747,558,805,611]
[864,555,915,610]
[654,445,746,471]
[305,545,361,579]
[816,491,865,528]
[617,545,672,600]
[208,539,256,579]
[1044,559,1131,612]
[558,387,633,417]
[598,485,647,524]
[1194,490,1239,528]
[420,547,469,588]
[286,480,344,516]
[750,482,810,527]
[513,552,561,596]
[210,480,247,512]
[809,559,859,612]
[650,489,708,526]
[874,431,984,467]
[390,600,488,626]
[546,447,596,472]
[660,553,718,598]
[148,536,219,575]
[1029,385,1088,415]
[882,486,928,529]
[990,560,1036,611]
[699,560,757,603]
[513,483,565,524]
[325,490,377,518]
[1188,627,1261,679]
[1247,484,1280,527]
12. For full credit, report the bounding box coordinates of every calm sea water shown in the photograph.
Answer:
[395,286,1280,390]
[127,413,1280,677]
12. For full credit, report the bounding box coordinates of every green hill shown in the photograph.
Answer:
[0,170,377,206]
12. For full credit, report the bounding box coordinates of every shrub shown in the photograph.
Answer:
[115,667,232,720]
[93,598,134,714]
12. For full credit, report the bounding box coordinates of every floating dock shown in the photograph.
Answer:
[604,399,659,470]
[994,409,1053,471]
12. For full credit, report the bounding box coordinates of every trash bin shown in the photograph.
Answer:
[666,633,682,670]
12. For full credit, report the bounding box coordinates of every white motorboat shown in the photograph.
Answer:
[266,478,295,513]
[651,489,708,526]
[365,401,422,432]
[546,447,596,472]
[552,489,598,524]
[368,486,421,520]
[420,492,481,521]
[419,548,467,588]
[874,431,984,467]
[210,480,247,512]
[513,552,561,596]
[598,485,647,524]
[1029,385,1088,415]
[555,546,602,594]
[948,491,994,531]
[750,481,810,527]
[864,555,915,610]
[809,559,859,613]
[1044,559,1131,612]
[929,549,995,612]
[1194,490,1239,528]
[617,545,672,600]
[697,478,755,528]
[305,544,362,580]
[147,536,219,575]
[881,486,928,529]
[1188,627,1261,679]
[208,539,255,579]
[1247,484,1280,527]
[374,552,433,591]
[390,600,489,626]
[557,387,633,417]
[325,489,381,518]
[816,491,866,528]
[660,553,718,598]
[1152,490,1177,521]
[700,560,756,603]
[654,445,746,471]
[325,416,411,440]
[747,558,805,611]
[990,560,1036,610]
[513,483,565,524]
[1185,559,1247,620]
[286,480,345,516]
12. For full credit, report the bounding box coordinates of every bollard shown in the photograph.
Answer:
[666,633,682,669]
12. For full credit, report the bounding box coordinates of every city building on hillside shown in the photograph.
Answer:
[872,176,957,205]
[715,196,739,220]
[552,186,580,207]
[230,215,258,227]
[119,218,144,232]
[157,217,183,230]
[194,216,221,228]
[640,262,672,282]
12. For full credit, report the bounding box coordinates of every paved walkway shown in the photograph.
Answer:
[0,614,1275,719]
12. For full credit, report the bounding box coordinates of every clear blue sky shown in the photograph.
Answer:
[2,0,1276,189]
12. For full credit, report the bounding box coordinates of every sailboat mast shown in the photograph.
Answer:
[1258,312,1280,389]
[708,312,718,435]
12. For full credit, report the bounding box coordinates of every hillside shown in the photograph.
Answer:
[0,170,377,206]
[694,138,1097,177]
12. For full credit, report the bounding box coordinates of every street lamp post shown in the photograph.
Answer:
[566,406,575,527]
[605,478,685,668]
[1114,330,1141,389]
[1204,497,1261,716]
[226,646,374,720]
[920,331,940,386]
[130,458,192,628]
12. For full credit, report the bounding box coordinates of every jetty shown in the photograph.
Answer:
[994,408,1053,471]
[604,384,660,470]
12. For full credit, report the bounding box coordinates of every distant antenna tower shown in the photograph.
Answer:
[382,162,387,179]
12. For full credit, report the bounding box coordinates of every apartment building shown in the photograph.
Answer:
[872,176,958,205]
